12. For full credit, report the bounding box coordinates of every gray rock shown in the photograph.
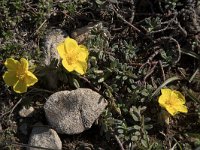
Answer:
[28,123,62,150]
[19,106,34,118]
[43,29,67,66]
[195,147,200,150]
[42,29,67,89]
[71,22,110,44]
[44,88,107,134]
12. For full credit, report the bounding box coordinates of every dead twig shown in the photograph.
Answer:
[78,75,101,92]
[129,61,158,67]
[144,61,158,81]
[189,68,199,83]
[34,19,47,35]
[139,49,160,71]
[8,98,23,120]
[129,0,135,24]
[110,4,141,33]
[159,60,166,81]
[114,134,125,150]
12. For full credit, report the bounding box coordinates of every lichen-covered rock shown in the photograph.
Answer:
[43,29,67,66]
[71,22,110,44]
[41,29,68,89]
[44,88,107,134]
[27,123,62,150]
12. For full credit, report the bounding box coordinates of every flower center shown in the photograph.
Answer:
[16,67,27,80]
[165,100,173,107]
[66,53,77,65]
[16,72,25,80]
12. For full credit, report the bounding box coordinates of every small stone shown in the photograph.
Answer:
[28,123,62,150]
[71,22,110,44]
[19,106,34,118]
[44,88,108,134]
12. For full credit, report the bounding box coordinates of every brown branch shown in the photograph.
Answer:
[144,61,158,81]
[113,134,125,150]
[8,98,23,119]
[159,60,166,81]
[78,75,101,92]
[110,4,141,33]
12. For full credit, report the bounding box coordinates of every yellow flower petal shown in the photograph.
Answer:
[13,79,27,93]
[165,106,178,116]
[74,61,87,75]
[64,37,79,53]
[20,58,28,71]
[2,71,18,86]
[57,42,66,59]
[25,71,38,86]
[78,45,89,62]
[4,58,19,71]
[161,89,171,97]
[173,90,185,104]
[158,95,167,107]
[176,105,188,113]
[62,59,74,72]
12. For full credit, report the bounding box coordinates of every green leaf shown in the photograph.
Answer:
[98,77,105,83]
[131,136,138,141]
[95,0,106,5]
[127,87,132,93]
[131,84,136,89]
[90,56,97,66]
[72,78,80,88]
[144,124,153,130]
[144,117,151,122]
[141,139,148,148]
[181,48,200,60]
[117,129,124,134]
[160,49,168,60]
[141,89,149,96]
[93,69,104,75]
[133,125,141,130]
[135,131,141,136]
[122,76,128,81]
[130,113,139,121]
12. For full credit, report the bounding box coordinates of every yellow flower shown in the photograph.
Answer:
[3,58,38,93]
[158,89,188,116]
[56,37,89,75]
